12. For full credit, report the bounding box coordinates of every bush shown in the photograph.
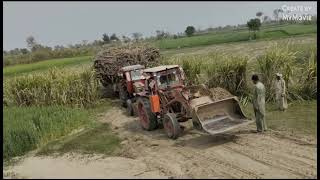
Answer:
[256,42,317,102]
[163,42,317,102]
[205,56,248,96]
[3,106,90,159]
[164,53,249,97]
[289,50,317,100]
[4,67,100,108]
[256,43,297,102]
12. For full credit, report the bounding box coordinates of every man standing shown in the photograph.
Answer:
[252,74,267,133]
[275,73,288,111]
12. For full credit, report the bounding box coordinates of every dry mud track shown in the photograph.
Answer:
[4,101,317,179]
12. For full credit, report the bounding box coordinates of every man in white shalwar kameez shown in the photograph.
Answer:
[275,73,288,111]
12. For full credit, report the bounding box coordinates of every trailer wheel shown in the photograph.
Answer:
[137,98,157,131]
[126,99,134,116]
[163,113,181,139]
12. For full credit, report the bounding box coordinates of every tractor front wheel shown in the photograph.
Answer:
[137,98,157,131]
[163,113,181,139]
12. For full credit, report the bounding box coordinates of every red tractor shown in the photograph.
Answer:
[133,65,252,139]
[114,64,146,116]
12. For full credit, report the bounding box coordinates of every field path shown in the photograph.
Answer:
[4,100,317,179]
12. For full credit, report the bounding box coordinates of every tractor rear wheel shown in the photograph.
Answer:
[137,98,157,131]
[126,99,134,116]
[163,113,181,139]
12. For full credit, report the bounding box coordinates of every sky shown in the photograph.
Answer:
[3,1,317,51]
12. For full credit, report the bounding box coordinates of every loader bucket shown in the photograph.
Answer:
[190,96,252,135]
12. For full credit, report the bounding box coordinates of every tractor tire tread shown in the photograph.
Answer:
[137,97,158,131]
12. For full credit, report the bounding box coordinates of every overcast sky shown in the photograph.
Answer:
[3,1,317,50]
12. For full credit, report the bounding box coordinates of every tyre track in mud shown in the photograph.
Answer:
[101,104,317,179]
[176,146,261,178]
[222,145,313,178]
[226,136,317,172]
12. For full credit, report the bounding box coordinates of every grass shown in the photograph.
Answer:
[3,99,118,160]
[3,56,92,77]
[242,100,317,137]
[160,34,316,61]
[256,42,317,102]
[256,43,297,102]
[155,30,250,49]
[154,24,316,49]
[37,99,121,156]
[163,41,316,102]
[163,52,249,97]
[3,105,91,160]
[37,123,121,156]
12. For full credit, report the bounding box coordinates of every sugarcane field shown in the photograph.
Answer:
[3,1,317,179]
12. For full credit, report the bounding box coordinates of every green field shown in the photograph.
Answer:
[3,100,118,160]
[37,123,121,156]
[3,56,92,77]
[242,100,317,136]
[154,24,317,49]
[3,105,90,159]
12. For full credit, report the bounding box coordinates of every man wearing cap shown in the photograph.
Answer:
[251,74,267,132]
[275,73,288,111]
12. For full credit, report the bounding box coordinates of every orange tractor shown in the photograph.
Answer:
[133,65,252,139]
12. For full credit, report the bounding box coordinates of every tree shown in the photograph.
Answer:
[247,18,261,39]
[26,36,37,50]
[122,35,131,43]
[54,45,64,50]
[185,26,196,36]
[263,16,270,23]
[256,11,263,22]
[81,40,88,46]
[155,30,165,40]
[110,33,119,41]
[31,44,43,52]
[10,48,20,55]
[102,33,110,43]
[20,48,29,54]
[273,8,283,22]
[256,12,263,17]
[92,40,103,46]
[132,32,143,42]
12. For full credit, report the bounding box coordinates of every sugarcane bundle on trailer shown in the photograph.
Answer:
[93,44,160,87]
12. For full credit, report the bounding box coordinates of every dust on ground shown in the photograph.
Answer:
[3,99,317,179]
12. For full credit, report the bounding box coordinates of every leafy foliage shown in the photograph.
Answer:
[185,26,196,37]
[247,18,261,39]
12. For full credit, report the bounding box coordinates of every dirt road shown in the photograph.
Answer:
[4,101,317,179]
